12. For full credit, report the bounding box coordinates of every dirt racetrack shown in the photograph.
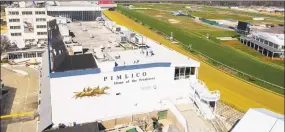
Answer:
[103,10,284,114]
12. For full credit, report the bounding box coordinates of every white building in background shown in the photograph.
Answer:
[5,1,48,44]
[5,1,102,45]
[38,18,220,131]
[4,1,102,64]
[240,32,285,59]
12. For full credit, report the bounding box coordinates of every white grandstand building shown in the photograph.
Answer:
[4,1,283,132]
[240,31,284,59]
[38,16,221,132]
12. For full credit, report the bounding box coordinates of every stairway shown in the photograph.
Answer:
[194,97,215,120]
[176,104,216,132]
[211,118,228,132]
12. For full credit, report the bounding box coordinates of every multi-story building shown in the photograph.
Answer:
[4,1,102,64]
[240,31,284,59]
[38,17,220,132]
[5,2,48,44]
[5,1,103,45]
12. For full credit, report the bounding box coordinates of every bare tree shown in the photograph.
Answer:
[0,35,10,55]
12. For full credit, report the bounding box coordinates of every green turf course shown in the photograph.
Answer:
[131,3,284,25]
[117,6,284,88]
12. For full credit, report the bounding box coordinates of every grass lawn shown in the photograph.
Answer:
[117,5,284,90]
[131,3,284,25]
[135,8,284,67]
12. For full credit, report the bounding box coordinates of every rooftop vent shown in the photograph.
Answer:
[89,34,94,38]
[82,27,87,32]
[115,54,120,59]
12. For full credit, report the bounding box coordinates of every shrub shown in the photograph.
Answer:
[248,76,256,82]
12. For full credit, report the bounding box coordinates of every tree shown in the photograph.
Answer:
[0,35,10,55]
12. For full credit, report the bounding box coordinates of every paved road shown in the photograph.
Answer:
[103,10,284,114]
[1,66,39,132]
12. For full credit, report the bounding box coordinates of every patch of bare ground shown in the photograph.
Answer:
[218,65,238,75]
[197,54,208,61]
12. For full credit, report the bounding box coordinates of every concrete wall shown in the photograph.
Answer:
[102,110,159,130]
[49,64,195,125]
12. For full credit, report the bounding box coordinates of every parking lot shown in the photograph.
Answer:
[1,66,39,132]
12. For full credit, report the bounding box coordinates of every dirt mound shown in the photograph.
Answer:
[168,19,180,24]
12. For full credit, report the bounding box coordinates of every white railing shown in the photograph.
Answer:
[200,92,220,102]
[194,80,220,102]
[194,97,215,120]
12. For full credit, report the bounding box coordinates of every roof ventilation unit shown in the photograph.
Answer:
[15,39,25,49]
[82,27,88,32]
[37,44,42,48]
[107,44,111,49]
[115,54,120,59]
[119,35,127,43]
[89,34,94,38]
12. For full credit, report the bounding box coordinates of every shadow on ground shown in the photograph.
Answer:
[1,86,17,132]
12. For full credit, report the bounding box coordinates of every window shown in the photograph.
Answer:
[269,42,273,47]
[264,40,268,45]
[8,53,22,59]
[179,67,185,79]
[10,26,21,29]
[9,19,20,22]
[174,67,195,80]
[36,18,46,22]
[174,67,179,80]
[38,38,47,41]
[23,52,37,58]
[11,33,22,36]
[185,67,191,78]
[35,11,45,15]
[8,11,19,15]
[22,11,32,15]
[36,25,47,28]
[25,39,35,42]
[37,32,47,35]
[282,46,285,50]
[273,44,278,49]
[190,67,195,75]
[37,53,42,57]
